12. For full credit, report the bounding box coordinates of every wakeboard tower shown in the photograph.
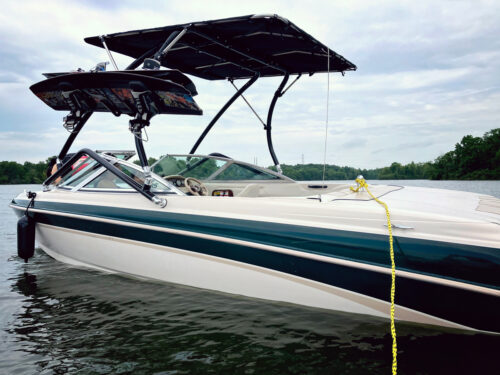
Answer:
[18,14,357,263]
[30,14,356,207]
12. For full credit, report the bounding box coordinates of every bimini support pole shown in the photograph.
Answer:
[99,35,119,70]
[129,28,189,71]
[155,28,188,60]
[125,46,158,70]
[266,73,289,174]
[190,73,259,154]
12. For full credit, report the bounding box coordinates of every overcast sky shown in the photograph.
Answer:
[0,0,498,168]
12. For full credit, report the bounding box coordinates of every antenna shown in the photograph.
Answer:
[321,49,331,190]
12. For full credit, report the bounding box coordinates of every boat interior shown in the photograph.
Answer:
[52,151,351,198]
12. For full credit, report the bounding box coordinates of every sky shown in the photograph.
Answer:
[0,0,499,168]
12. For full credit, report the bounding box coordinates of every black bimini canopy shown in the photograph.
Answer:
[85,14,356,81]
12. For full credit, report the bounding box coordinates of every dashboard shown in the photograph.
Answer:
[166,177,185,188]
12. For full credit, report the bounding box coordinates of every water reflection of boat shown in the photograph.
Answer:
[7,265,499,374]
[9,15,500,333]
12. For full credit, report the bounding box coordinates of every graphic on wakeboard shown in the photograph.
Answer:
[30,71,202,116]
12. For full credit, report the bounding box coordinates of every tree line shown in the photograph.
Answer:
[0,128,498,184]
[0,159,50,184]
[275,128,499,180]
[274,161,435,181]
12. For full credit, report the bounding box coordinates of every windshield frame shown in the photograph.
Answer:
[152,154,294,182]
[55,153,185,195]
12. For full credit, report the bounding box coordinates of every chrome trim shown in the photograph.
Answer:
[160,27,188,56]
[71,166,107,192]
[386,224,414,230]
[99,35,119,70]
[152,195,167,207]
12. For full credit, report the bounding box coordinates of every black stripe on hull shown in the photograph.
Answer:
[25,208,500,333]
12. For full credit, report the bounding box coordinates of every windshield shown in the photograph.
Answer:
[55,155,172,193]
[153,156,227,180]
[57,156,101,188]
[84,162,172,192]
[214,163,279,181]
[153,155,283,182]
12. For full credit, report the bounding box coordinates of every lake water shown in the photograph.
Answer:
[1,182,499,374]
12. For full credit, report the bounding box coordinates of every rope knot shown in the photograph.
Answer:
[350,175,367,192]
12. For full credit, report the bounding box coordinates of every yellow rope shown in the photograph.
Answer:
[350,177,397,375]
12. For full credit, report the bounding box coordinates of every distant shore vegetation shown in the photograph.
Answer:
[0,128,498,184]
[276,128,499,180]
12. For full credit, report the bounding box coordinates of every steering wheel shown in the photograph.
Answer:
[184,177,208,196]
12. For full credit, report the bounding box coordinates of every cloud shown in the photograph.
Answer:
[0,0,498,169]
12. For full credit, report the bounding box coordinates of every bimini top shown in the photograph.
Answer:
[85,14,357,80]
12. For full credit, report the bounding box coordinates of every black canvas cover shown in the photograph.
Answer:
[85,14,356,80]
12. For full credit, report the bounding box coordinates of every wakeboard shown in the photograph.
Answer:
[30,71,202,116]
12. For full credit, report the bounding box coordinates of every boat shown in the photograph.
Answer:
[10,14,500,333]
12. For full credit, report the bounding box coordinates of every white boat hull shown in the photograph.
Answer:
[36,222,473,331]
